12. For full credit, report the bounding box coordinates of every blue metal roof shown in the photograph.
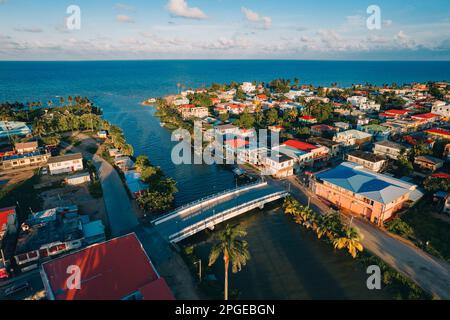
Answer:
[315,162,420,204]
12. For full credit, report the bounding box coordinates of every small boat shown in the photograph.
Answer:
[160,122,166,127]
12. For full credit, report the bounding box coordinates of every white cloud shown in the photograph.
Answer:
[167,0,207,20]
[14,27,44,33]
[241,7,272,29]
[116,15,135,23]
[114,3,135,11]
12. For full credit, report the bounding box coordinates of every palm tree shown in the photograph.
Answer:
[208,224,251,300]
[333,227,363,258]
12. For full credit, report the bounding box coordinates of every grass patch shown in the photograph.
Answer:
[386,199,450,263]
[357,252,431,300]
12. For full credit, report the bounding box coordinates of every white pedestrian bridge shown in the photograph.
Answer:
[152,181,289,243]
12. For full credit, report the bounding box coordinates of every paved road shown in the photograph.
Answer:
[92,154,139,236]
[283,176,450,300]
[61,135,138,237]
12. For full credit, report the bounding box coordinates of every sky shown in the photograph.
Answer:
[0,0,450,60]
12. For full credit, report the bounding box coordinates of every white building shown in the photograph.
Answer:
[359,101,381,112]
[173,97,190,106]
[333,130,373,147]
[47,153,83,175]
[347,96,368,107]
[346,150,387,172]
[240,82,256,93]
[431,101,450,117]
[65,172,91,185]
[373,140,408,160]
[260,152,295,178]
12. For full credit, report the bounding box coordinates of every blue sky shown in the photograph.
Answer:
[0,0,449,60]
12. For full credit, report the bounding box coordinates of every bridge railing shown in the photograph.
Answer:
[152,180,267,225]
[169,191,289,243]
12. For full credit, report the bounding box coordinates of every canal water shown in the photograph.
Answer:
[4,60,443,298]
[95,94,390,299]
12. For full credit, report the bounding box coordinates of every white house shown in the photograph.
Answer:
[47,153,83,175]
[260,152,295,178]
[333,130,372,147]
[66,172,91,185]
[431,101,450,117]
[373,140,408,160]
[240,82,256,93]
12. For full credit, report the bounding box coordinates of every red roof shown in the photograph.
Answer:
[139,278,174,300]
[425,129,450,137]
[432,173,450,179]
[311,124,334,131]
[284,140,318,152]
[385,109,409,115]
[412,113,440,120]
[225,138,249,149]
[41,233,173,300]
[0,206,16,231]
[299,115,317,121]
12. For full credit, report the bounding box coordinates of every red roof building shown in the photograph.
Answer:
[40,233,175,300]
[384,109,410,116]
[425,128,450,139]
[284,140,318,152]
[299,115,318,124]
[225,138,249,149]
[431,173,450,179]
[411,113,441,121]
[0,206,16,240]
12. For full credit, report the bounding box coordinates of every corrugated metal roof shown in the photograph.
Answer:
[315,162,421,204]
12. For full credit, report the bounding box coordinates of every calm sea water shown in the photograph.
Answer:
[1,60,446,299]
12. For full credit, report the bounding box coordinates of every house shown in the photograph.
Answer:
[114,156,135,171]
[382,109,411,118]
[65,172,91,185]
[346,150,387,172]
[333,130,372,147]
[237,146,268,166]
[240,82,256,93]
[40,233,174,300]
[425,128,450,140]
[15,141,38,154]
[414,155,444,172]
[373,140,408,160]
[97,131,108,139]
[124,170,148,198]
[178,104,209,119]
[47,153,83,175]
[0,121,31,139]
[312,162,423,225]
[173,96,190,106]
[82,220,106,245]
[268,125,285,133]
[307,137,342,157]
[431,101,450,117]
[310,124,337,137]
[109,148,123,158]
[347,96,368,107]
[359,101,381,112]
[260,152,295,178]
[334,122,351,131]
[0,149,51,171]
[214,124,240,136]
[411,113,441,124]
[299,115,318,124]
[14,206,84,272]
[361,124,391,141]
[277,140,330,168]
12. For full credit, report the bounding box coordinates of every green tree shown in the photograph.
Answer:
[208,224,251,300]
